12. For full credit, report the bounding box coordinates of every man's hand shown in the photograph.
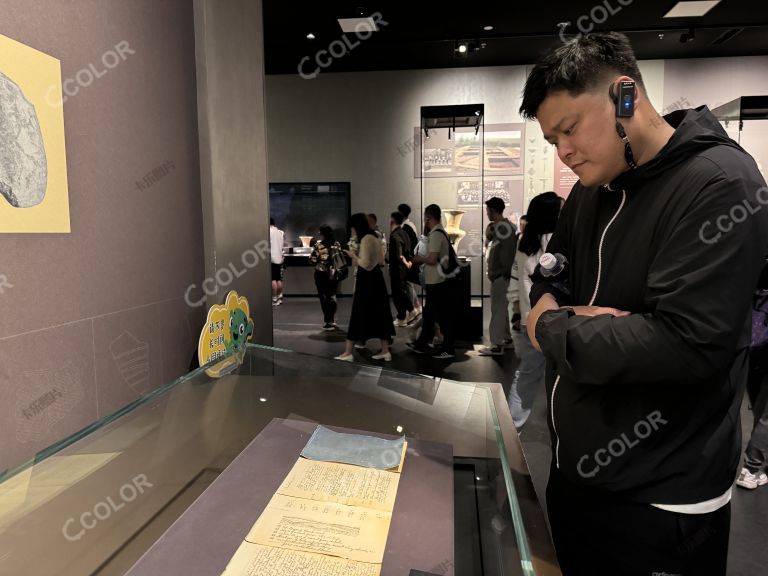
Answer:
[527,294,559,351]
[570,306,630,318]
[528,297,630,352]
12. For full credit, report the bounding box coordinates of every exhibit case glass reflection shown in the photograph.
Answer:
[419,105,527,340]
[0,345,559,576]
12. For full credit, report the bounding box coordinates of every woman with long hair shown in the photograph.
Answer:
[335,213,395,361]
[309,225,342,330]
[508,191,562,428]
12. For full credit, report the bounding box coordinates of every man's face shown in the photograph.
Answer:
[486,206,501,222]
[367,216,376,229]
[538,88,627,187]
[423,212,435,231]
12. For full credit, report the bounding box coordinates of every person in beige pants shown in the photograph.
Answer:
[479,197,517,356]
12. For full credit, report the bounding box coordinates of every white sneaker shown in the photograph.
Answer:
[405,310,419,324]
[334,353,354,362]
[371,351,392,361]
[393,318,407,327]
[736,467,768,489]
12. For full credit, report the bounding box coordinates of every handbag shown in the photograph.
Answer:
[330,244,349,281]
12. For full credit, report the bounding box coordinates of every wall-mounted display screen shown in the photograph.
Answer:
[269,182,351,247]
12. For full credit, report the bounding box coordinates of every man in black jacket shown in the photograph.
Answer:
[388,211,414,326]
[521,33,768,575]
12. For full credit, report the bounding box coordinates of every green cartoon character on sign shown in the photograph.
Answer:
[198,290,254,377]
[225,306,254,354]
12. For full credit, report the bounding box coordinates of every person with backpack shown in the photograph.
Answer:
[407,203,457,359]
[309,225,344,331]
[388,212,414,327]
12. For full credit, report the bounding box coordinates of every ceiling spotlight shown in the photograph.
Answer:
[680,27,695,43]
[458,42,468,54]
[483,25,494,31]
[424,127,430,139]
[658,33,664,39]
[475,110,481,116]
[306,32,316,40]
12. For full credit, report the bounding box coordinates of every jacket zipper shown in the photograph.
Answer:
[551,189,627,469]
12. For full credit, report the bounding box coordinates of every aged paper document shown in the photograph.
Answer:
[220,428,407,575]
[275,457,401,512]
[245,494,392,563]
[222,541,381,576]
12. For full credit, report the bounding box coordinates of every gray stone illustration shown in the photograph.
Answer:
[0,71,48,208]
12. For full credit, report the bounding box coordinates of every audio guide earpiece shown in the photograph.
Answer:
[609,80,636,118]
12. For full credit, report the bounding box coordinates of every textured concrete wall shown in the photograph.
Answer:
[193,0,272,345]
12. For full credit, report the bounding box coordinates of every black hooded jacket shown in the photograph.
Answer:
[531,106,768,504]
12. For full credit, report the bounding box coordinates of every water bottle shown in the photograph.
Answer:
[539,252,571,298]
[539,253,568,277]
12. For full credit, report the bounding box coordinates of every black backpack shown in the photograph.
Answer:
[433,228,460,279]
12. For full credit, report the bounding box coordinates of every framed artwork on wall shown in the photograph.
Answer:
[0,33,70,233]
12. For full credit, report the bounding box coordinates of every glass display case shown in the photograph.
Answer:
[420,104,486,340]
[0,345,559,576]
[712,95,768,178]
[419,105,527,341]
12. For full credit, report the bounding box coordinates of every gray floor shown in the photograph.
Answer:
[273,296,767,575]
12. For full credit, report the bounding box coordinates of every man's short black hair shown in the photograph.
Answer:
[424,204,441,222]
[485,196,505,215]
[520,32,645,120]
[398,203,411,217]
[270,217,275,226]
[391,211,404,225]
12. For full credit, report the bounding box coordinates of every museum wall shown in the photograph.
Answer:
[265,56,768,230]
[265,62,665,233]
[663,55,768,177]
[0,0,206,470]
[266,66,525,234]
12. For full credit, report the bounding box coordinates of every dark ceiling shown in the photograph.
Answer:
[263,1,768,75]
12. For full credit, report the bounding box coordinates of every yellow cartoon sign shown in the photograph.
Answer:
[198,291,254,377]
